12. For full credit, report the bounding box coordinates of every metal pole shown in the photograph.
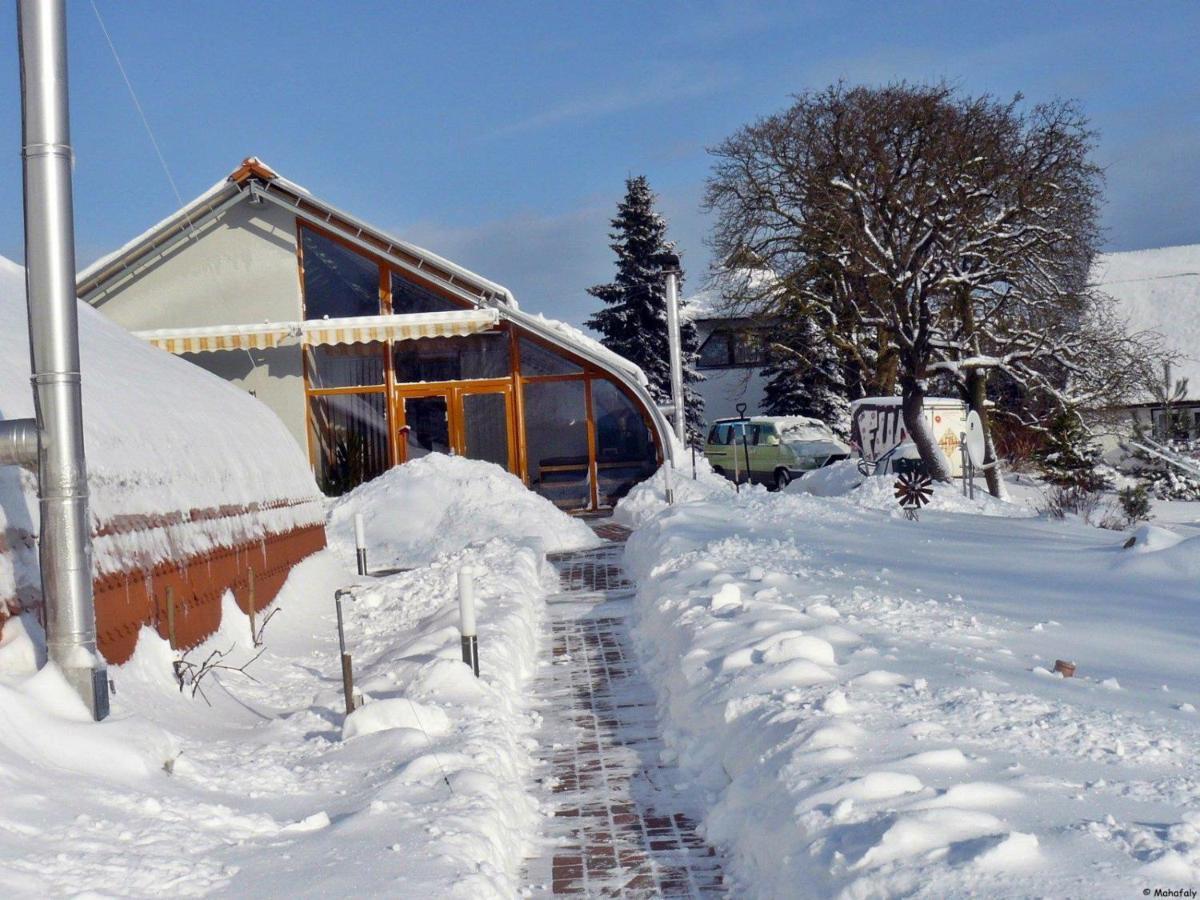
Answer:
[960,433,968,497]
[664,269,686,447]
[353,512,368,576]
[334,588,355,714]
[18,0,108,720]
[457,566,479,677]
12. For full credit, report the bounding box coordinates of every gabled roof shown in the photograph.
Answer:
[77,157,517,311]
[74,157,661,421]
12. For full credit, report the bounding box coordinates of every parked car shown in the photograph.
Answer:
[704,416,850,489]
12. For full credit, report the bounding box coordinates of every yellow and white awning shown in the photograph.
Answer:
[135,309,501,355]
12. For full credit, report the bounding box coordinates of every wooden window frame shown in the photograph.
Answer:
[294,223,664,510]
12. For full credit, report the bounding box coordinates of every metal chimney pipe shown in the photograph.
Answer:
[17,0,109,720]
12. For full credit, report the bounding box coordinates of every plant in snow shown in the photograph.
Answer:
[1117,483,1153,525]
[587,176,705,440]
[760,313,851,437]
[1034,410,1109,492]
[706,82,1158,485]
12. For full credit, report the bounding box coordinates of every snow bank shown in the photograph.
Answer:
[327,454,598,569]
[0,506,550,896]
[612,454,737,529]
[789,458,1031,518]
[623,485,1200,896]
[0,256,323,608]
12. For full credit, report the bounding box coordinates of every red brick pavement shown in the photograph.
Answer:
[525,524,727,897]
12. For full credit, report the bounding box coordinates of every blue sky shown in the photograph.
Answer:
[0,1,1197,326]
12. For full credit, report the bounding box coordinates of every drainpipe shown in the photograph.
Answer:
[16,0,109,720]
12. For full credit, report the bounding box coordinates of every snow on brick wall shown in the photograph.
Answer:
[0,255,325,657]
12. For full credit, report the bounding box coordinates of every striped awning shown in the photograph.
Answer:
[135,309,501,355]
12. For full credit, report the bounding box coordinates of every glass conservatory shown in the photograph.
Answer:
[299,225,661,511]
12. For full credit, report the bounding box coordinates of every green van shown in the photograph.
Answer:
[704,416,850,489]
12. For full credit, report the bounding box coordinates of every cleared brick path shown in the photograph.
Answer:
[525,523,728,897]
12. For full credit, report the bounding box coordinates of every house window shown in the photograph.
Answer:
[300,228,382,320]
[393,334,511,383]
[305,342,386,388]
[697,328,766,368]
[523,379,591,509]
[308,392,390,496]
[391,271,467,315]
[592,379,656,506]
[519,337,584,376]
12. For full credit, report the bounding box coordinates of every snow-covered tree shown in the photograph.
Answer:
[760,314,851,437]
[706,82,1142,484]
[588,176,704,440]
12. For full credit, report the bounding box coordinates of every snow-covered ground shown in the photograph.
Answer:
[0,457,588,898]
[618,465,1200,897]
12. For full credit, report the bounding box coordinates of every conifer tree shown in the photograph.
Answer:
[1034,411,1109,491]
[760,316,851,437]
[587,176,704,440]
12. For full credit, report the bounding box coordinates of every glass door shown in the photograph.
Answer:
[460,389,513,472]
[401,394,451,461]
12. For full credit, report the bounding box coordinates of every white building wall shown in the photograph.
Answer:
[696,368,769,425]
[85,200,309,449]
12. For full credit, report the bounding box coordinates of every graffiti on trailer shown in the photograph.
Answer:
[850,404,908,464]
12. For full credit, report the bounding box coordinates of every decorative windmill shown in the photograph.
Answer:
[893,471,933,520]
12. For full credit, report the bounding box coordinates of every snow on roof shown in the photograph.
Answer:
[76,176,235,287]
[683,267,785,323]
[1094,244,1200,400]
[0,256,322,604]
[518,312,648,385]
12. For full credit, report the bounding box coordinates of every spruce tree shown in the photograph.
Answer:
[1034,411,1109,491]
[760,316,850,437]
[587,176,704,441]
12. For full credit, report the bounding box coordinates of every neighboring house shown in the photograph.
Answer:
[1093,244,1200,445]
[687,286,772,422]
[77,159,671,513]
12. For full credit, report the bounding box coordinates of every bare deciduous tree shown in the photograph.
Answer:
[706,82,1147,487]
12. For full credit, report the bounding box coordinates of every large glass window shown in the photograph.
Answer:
[391,272,465,315]
[592,379,657,506]
[524,379,591,509]
[305,342,386,388]
[301,228,382,320]
[309,393,389,495]
[519,337,583,377]
[462,392,510,470]
[394,334,511,383]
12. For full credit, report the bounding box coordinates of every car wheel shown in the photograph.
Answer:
[713,466,726,481]
[774,468,792,491]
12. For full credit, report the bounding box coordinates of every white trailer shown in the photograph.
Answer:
[849,397,969,477]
